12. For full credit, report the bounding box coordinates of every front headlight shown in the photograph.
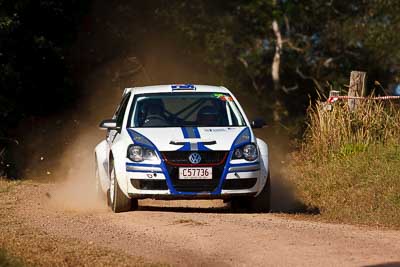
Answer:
[127,145,157,162]
[243,144,258,161]
[232,143,258,161]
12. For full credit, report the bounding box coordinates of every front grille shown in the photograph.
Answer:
[222,178,257,190]
[162,151,228,166]
[131,179,168,190]
[162,151,229,192]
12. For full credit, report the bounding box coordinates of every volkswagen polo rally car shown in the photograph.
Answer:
[95,84,270,213]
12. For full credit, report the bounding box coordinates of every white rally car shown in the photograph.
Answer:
[95,84,270,213]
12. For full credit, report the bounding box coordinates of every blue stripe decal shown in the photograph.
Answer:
[233,127,251,148]
[229,162,260,167]
[127,128,205,195]
[181,127,190,138]
[127,129,155,150]
[197,142,211,151]
[193,127,201,138]
[228,169,260,173]
[127,129,176,193]
[193,127,211,150]
[227,162,260,173]
[178,127,192,151]
[178,127,211,151]
[126,127,252,195]
[126,162,161,168]
[214,127,251,193]
[177,143,192,151]
[126,170,164,173]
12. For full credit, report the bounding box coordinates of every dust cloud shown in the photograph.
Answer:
[254,127,306,213]
[38,43,219,211]
[49,131,106,211]
[45,67,123,211]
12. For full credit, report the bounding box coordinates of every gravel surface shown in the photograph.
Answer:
[1,181,400,266]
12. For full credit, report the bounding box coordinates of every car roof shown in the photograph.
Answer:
[124,84,231,95]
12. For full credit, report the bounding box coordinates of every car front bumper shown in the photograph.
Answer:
[125,167,263,199]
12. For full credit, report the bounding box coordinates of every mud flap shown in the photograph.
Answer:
[256,138,269,197]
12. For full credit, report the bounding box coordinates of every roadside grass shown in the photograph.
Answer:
[0,249,24,267]
[0,179,22,194]
[287,100,400,228]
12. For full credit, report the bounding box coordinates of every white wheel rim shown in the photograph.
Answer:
[110,168,115,204]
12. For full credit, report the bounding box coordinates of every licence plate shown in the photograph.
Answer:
[179,167,212,180]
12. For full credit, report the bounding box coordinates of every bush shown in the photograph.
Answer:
[287,99,400,227]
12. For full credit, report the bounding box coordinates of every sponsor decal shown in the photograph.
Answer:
[213,93,233,102]
[171,84,196,90]
[204,128,227,132]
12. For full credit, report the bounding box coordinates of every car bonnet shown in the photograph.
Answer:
[127,127,251,152]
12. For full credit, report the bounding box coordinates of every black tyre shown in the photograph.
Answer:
[109,163,135,213]
[95,160,106,201]
[230,173,271,213]
[248,174,271,213]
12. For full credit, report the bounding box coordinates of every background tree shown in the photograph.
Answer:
[159,0,400,121]
[1,0,400,177]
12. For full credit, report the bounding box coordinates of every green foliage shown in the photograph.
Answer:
[1,0,400,178]
[160,1,400,120]
[0,0,90,126]
[2,0,400,126]
[339,143,368,157]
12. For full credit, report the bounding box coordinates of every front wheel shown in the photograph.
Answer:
[231,173,271,213]
[109,164,137,213]
[95,161,106,201]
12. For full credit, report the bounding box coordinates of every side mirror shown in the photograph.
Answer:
[99,119,120,130]
[251,118,266,129]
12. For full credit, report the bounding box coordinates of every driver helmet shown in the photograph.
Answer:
[197,105,219,126]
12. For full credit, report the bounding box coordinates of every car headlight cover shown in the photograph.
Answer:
[127,145,157,162]
[243,144,258,161]
[232,143,258,161]
[234,148,243,158]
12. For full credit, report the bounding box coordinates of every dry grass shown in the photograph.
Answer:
[306,100,400,159]
[287,99,400,228]
[0,179,21,193]
[0,249,24,267]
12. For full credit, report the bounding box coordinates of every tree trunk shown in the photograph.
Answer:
[271,18,285,122]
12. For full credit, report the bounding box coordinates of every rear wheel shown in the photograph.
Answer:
[109,163,137,213]
[231,173,271,213]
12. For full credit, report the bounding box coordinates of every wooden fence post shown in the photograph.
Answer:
[348,71,367,111]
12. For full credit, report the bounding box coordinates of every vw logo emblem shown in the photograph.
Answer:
[188,153,202,164]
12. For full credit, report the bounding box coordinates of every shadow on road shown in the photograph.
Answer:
[270,172,319,215]
[363,263,400,267]
[138,205,230,214]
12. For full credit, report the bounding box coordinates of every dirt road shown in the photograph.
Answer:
[1,181,400,267]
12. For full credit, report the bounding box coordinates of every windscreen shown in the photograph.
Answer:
[129,93,246,127]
